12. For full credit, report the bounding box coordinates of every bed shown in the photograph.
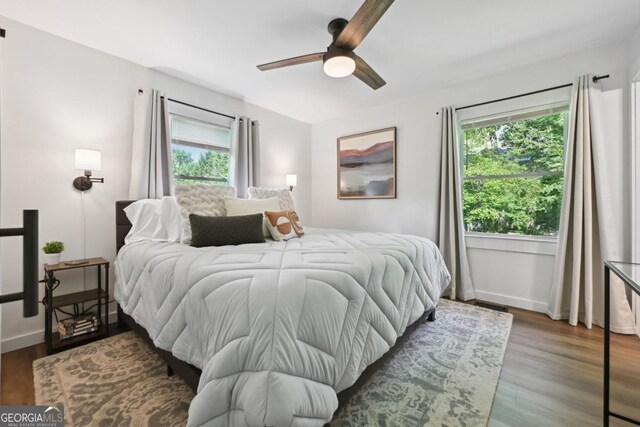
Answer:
[114,200,451,427]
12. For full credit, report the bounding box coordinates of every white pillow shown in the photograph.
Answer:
[224,197,281,237]
[247,187,295,211]
[175,184,237,245]
[124,197,183,244]
[123,199,164,244]
[159,197,183,243]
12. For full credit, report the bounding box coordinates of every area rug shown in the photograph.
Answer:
[34,300,512,427]
[330,299,513,426]
[33,332,193,427]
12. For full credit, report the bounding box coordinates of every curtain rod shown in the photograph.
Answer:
[137,89,236,120]
[439,74,610,114]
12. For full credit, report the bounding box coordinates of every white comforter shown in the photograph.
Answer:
[115,230,450,427]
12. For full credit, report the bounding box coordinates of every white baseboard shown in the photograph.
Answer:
[1,311,118,354]
[473,290,548,313]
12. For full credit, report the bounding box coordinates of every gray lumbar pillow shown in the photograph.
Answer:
[189,213,265,247]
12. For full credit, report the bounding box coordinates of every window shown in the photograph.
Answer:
[461,104,569,237]
[170,115,231,185]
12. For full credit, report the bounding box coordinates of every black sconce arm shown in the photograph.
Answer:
[73,170,104,191]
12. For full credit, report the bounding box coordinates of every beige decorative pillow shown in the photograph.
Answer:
[174,184,237,244]
[264,210,304,241]
[248,187,295,211]
[224,197,281,237]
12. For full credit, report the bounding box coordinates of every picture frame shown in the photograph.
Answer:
[337,127,396,199]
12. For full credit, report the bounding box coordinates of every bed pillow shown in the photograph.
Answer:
[224,197,281,237]
[189,213,265,247]
[175,184,237,245]
[123,199,164,244]
[123,197,183,244]
[159,196,183,243]
[264,210,304,241]
[248,187,295,211]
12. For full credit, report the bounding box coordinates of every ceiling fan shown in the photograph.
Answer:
[256,0,394,90]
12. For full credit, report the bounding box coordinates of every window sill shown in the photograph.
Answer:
[465,232,558,242]
[465,232,557,256]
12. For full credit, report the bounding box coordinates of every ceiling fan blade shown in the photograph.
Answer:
[335,0,395,50]
[353,55,386,90]
[257,52,325,71]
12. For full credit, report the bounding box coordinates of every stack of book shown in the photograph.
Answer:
[58,313,100,339]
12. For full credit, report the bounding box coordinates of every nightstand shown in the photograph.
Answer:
[43,257,110,354]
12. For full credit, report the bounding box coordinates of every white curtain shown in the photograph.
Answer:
[438,107,476,301]
[547,75,636,333]
[129,89,174,199]
[230,117,260,198]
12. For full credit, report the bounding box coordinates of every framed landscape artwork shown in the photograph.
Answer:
[337,127,396,199]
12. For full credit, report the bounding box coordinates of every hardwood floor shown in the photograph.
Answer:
[489,308,640,427]
[2,308,639,426]
[1,341,46,406]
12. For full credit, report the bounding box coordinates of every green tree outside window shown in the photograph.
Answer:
[172,147,230,185]
[462,112,567,236]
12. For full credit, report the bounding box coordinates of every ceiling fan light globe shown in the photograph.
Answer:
[323,54,356,78]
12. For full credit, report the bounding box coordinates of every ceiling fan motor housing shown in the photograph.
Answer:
[324,18,356,78]
[328,18,349,41]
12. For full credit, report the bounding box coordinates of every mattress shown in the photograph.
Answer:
[114,230,450,426]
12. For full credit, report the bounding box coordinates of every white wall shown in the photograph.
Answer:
[0,17,311,352]
[245,103,312,223]
[311,42,631,312]
[630,28,640,80]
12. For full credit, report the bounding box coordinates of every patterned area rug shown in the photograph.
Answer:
[33,300,512,427]
[331,300,513,426]
[33,332,193,427]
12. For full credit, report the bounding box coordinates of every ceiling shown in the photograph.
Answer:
[1,0,639,123]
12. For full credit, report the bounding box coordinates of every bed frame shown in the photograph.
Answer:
[115,200,435,402]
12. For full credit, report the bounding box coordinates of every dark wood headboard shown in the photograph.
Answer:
[116,200,136,253]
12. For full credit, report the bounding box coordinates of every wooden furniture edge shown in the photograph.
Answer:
[44,257,109,272]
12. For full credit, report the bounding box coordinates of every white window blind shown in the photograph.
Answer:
[460,102,569,130]
[170,116,231,150]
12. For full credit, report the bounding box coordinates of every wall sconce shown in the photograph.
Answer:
[286,174,297,192]
[73,149,104,191]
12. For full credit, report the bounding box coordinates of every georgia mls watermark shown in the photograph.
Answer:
[0,406,64,427]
